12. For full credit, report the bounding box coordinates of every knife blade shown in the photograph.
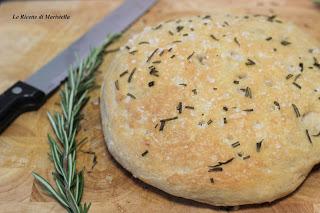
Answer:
[0,0,158,133]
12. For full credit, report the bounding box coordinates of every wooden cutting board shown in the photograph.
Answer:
[0,0,320,212]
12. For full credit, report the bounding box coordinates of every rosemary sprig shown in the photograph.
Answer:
[32,34,119,213]
[315,0,320,5]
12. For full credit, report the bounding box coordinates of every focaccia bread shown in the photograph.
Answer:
[101,13,320,206]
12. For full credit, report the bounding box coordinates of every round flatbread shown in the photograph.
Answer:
[101,13,320,206]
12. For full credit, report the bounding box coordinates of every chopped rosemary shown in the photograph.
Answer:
[207,119,213,125]
[115,80,119,90]
[243,155,251,160]
[192,89,197,95]
[256,139,264,152]
[147,48,159,62]
[223,106,229,111]
[170,54,176,59]
[149,66,159,77]
[292,103,300,117]
[281,40,291,46]
[127,93,136,99]
[197,55,205,65]
[223,117,227,124]
[168,31,174,36]
[266,37,272,41]
[198,120,205,126]
[177,102,182,114]
[209,158,234,168]
[306,129,313,143]
[172,40,182,44]
[129,50,137,55]
[120,70,128,77]
[208,167,223,172]
[233,80,240,84]
[292,82,302,89]
[128,68,136,83]
[185,106,195,110]
[141,150,149,157]
[203,15,211,19]
[210,34,219,41]
[313,131,320,137]
[274,101,280,110]
[152,60,161,64]
[148,81,155,87]
[294,74,301,82]
[138,41,150,45]
[159,116,178,131]
[103,48,120,54]
[245,58,256,66]
[314,57,320,69]
[243,108,254,112]
[187,51,195,60]
[299,63,304,72]
[179,83,187,87]
[245,87,252,98]
[232,141,240,148]
[176,26,184,32]
[267,15,276,22]
[159,50,165,56]
[286,74,293,80]
[153,24,162,30]
[210,178,214,183]
[234,37,240,46]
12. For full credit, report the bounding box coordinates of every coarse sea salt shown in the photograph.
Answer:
[207,76,216,83]
[253,122,264,129]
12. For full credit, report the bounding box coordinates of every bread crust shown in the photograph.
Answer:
[101,13,320,206]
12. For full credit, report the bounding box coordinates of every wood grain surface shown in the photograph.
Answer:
[0,0,319,212]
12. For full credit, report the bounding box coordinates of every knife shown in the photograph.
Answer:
[0,0,158,133]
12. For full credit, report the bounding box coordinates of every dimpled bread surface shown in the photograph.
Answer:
[101,13,320,206]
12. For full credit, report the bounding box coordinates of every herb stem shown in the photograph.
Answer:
[32,34,119,213]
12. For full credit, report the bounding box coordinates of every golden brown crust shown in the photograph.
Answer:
[101,13,320,206]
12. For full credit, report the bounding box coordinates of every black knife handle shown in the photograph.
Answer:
[0,81,46,133]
